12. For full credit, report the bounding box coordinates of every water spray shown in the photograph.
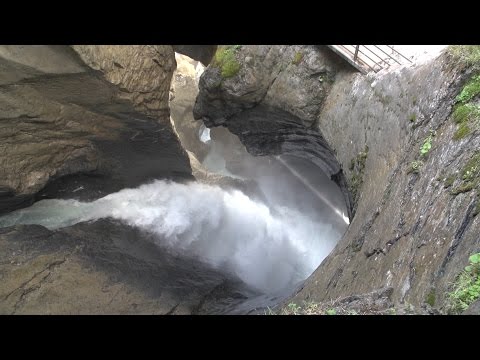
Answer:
[276,156,350,225]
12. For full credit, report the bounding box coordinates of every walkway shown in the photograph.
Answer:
[327,45,413,74]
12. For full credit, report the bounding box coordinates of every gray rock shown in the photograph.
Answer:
[463,299,480,315]
[0,45,192,214]
[194,45,354,218]
[195,44,480,311]
[0,220,251,314]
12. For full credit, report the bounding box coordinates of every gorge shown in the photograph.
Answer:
[0,45,479,315]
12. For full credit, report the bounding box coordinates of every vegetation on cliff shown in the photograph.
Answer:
[212,45,242,79]
[446,253,480,314]
[449,46,480,140]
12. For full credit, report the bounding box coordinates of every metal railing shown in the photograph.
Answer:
[329,45,413,74]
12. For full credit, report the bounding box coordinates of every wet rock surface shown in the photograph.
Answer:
[194,45,353,218]
[0,45,191,214]
[196,45,480,313]
[289,51,480,312]
[0,219,256,314]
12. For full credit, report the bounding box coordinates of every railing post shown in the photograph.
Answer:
[354,45,359,62]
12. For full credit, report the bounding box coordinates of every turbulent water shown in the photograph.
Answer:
[0,180,341,294]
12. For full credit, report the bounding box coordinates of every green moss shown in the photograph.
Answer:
[448,153,480,196]
[453,103,480,124]
[349,146,369,206]
[456,75,480,104]
[349,158,355,171]
[213,46,241,79]
[448,45,480,71]
[451,182,475,195]
[462,152,480,181]
[409,113,417,123]
[443,175,456,188]
[451,73,480,140]
[453,122,472,140]
[451,71,480,140]
[292,51,303,65]
[426,289,436,307]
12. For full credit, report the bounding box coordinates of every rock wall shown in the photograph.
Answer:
[0,220,246,314]
[195,45,480,312]
[0,45,191,215]
[194,45,354,218]
[294,51,480,311]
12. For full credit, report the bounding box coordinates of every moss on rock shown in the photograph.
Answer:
[212,46,242,79]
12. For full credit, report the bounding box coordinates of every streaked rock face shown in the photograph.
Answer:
[0,45,191,215]
[195,45,480,312]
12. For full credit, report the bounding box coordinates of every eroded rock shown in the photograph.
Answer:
[0,45,191,214]
[0,220,252,314]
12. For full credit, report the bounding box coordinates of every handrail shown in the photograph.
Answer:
[385,45,413,63]
[370,45,402,65]
[328,45,412,74]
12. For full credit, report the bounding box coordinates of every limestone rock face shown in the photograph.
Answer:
[285,51,480,312]
[0,45,191,214]
[72,45,175,117]
[0,220,247,314]
[195,45,480,312]
[194,45,353,217]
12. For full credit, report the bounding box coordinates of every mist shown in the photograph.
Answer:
[0,180,341,293]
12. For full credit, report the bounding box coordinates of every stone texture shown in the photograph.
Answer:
[195,45,480,312]
[291,50,480,312]
[72,45,175,118]
[194,45,353,218]
[0,220,251,314]
[0,45,191,214]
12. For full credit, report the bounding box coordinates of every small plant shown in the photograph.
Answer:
[456,74,480,104]
[326,308,337,315]
[286,302,301,315]
[420,131,434,157]
[446,252,480,314]
[409,113,417,123]
[407,160,423,174]
[448,45,480,71]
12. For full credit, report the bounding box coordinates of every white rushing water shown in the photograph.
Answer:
[0,180,341,293]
